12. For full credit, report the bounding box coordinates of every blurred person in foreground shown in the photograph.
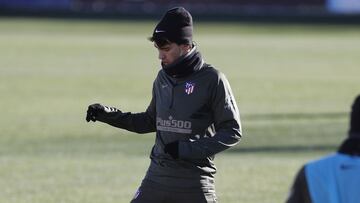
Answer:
[286,94,360,203]
[86,7,241,203]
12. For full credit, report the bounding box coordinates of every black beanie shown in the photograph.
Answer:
[349,94,360,137]
[150,7,193,45]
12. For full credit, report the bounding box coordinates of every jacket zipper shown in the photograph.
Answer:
[169,86,174,109]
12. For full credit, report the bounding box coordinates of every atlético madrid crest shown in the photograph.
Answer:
[185,82,195,95]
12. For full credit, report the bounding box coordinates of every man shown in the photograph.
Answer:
[86,7,241,203]
[286,95,360,203]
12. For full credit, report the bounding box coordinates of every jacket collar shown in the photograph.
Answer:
[162,45,203,78]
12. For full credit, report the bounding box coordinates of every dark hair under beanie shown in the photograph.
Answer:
[150,7,193,45]
[349,94,360,137]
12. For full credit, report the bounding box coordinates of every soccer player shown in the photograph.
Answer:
[86,7,241,203]
[286,94,360,203]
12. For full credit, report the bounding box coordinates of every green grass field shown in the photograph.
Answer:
[1,17,360,202]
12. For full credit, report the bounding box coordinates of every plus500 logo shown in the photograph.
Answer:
[156,116,192,129]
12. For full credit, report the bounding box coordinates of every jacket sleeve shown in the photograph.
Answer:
[178,72,242,159]
[286,166,312,203]
[96,88,157,134]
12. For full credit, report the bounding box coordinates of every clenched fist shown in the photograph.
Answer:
[86,103,104,122]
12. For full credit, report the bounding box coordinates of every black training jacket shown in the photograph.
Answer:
[97,46,242,191]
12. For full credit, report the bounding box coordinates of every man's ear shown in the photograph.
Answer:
[181,44,192,53]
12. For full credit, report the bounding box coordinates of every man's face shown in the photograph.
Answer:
[155,42,190,66]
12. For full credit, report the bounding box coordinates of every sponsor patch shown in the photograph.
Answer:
[156,116,192,134]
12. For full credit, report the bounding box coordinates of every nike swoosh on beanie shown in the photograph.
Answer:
[150,7,193,45]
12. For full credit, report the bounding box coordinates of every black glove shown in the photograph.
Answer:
[86,103,104,122]
[86,103,121,122]
[164,141,179,159]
